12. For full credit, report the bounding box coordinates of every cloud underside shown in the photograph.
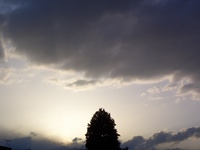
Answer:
[0,0,200,93]
[0,130,84,150]
[122,127,200,150]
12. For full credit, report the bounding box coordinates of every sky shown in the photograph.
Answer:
[0,0,200,149]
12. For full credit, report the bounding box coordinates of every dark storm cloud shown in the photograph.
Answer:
[1,0,200,82]
[122,127,200,150]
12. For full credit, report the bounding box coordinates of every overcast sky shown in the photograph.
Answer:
[0,0,200,149]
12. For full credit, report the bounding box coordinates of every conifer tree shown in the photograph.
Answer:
[85,108,121,150]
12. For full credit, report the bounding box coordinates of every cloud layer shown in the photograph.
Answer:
[0,130,84,150]
[122,127,200,150]
[1,127,200,150]
[0,0,200,94]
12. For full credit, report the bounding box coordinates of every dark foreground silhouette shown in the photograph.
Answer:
[85,108,128,150]
[0,146,12,150]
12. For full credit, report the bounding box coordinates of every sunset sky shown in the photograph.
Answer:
[0,0,200,150]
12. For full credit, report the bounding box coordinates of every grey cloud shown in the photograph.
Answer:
[122,136,146,150]
[1,127,200,150]
[177,83,200,100]
[122,127,200,150]
[151,127,200,144]
[72,137,82,144]
[179,83,200,94]
[66,79,98,87]
[46,77,60,85]
[170,127,200,142]
[0,68,13,84]
[0,40,5,61]
[0,67,25,85]
[1,0,200,84]
[162,83,179,92]
[30,132,37,137]
[0,130,84,150]
[147,86,160,94]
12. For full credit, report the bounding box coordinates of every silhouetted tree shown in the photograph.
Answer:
[85,108,128,150]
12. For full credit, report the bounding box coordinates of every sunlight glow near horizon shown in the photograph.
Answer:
[0,49,200,144]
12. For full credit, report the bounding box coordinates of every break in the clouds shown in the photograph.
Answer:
[1,0,200,93]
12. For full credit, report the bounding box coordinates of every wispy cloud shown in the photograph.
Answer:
[177,83,200,100]
[1,126,200,150]
[0,67,23,85]
[0,130,84,150]
[147,86,161,94]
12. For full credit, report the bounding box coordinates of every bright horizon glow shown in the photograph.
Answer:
[0,49,200,149]
[1,50,200,144]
